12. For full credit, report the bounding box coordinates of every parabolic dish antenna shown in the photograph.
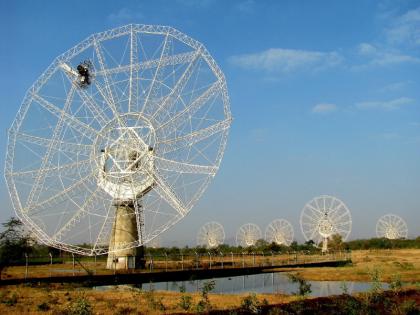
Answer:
[265,219,294,246]
[376,214,408,239]
[5,24,232,267]
[236,223,262,247]
[300,195,352,252]
[197,221,225,248]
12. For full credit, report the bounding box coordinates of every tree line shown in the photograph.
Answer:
[1,217,419,267]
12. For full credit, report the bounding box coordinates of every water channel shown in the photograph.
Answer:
[97,273,388,297]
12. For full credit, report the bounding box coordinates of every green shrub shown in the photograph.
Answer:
[144,289,165,311]
[340,281,349,295]
[178,284,193,310]
[196,280,215,313]
[240,293,265,314]
[389,274,402,293]
[65,294,92,315]
[287,273,312,297]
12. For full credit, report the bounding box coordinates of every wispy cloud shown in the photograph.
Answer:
[312,103,337,114]
[108,7,143,23]
[386,6,420,46]
[354,42,420,69]
[378,81,412,92]
[358,43,377,56]
[229,48,342,73]
[355,97,414,111]
[234,0,255,13]
[380,132,400,140]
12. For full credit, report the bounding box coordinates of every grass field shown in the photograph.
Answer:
[277,249,420,283]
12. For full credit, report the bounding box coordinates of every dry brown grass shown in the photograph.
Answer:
[277,249,420,283]
[0,284,296,314]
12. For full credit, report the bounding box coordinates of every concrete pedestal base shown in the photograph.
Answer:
[106,203,145,270]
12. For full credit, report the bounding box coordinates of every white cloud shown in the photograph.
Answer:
[353,42,420,69]
[229,48,342,73]
[358,43,377,56]
[355,97,414,111]
[312,103,337,114]
[386,7,420,46]
[371,52,420,66]
[108,7,143,23]
[378,81,411,92]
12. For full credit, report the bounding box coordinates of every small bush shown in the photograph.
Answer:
[1,291,18,306]
[400,300,419,315]
[340,281,349,295]
[240,293,264,314]
[393,261,415,270]
[144,289,165,311]
[287,273,311,297]
[37,302,50,311]
[196,280,215,312]
[389,274,402,293]
[178,284,193,311]
[368,267,382,295]
[65,294,92,315]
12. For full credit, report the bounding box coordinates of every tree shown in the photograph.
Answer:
[0,217,32,275]
[329,234,344,251]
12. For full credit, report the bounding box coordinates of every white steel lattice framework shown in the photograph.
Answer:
[265,219,294,246]
[376,214,408,239]
[236,223,262,247]
[4,24,232,256]
[197,221,225,248]
[300,195,352,252]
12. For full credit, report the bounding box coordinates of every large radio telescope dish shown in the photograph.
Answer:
[265,219,294,246]
[197,221,225,248]
[5,24,232,256]
[300,195,352,252]
[376,214,408,239]
[236,223,262,247]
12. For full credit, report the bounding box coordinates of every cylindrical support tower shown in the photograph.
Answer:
[106,202,145,269]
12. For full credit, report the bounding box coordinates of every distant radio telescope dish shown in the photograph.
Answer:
[197,221,225,248]
[236,223,262,247]
[300,195,352,252]
[265,219,294,246]
[376,214,408,239]
[5,24,232,269]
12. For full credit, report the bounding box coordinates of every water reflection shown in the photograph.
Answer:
[140,273,388,297]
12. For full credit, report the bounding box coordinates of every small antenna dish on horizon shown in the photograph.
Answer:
[376,214,408,239]
[265,219,294,246]
[300,195,352,252]
[236,223,262,247]
[197,221,225,248]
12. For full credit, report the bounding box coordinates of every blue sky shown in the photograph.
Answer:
[0,0,419,245]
